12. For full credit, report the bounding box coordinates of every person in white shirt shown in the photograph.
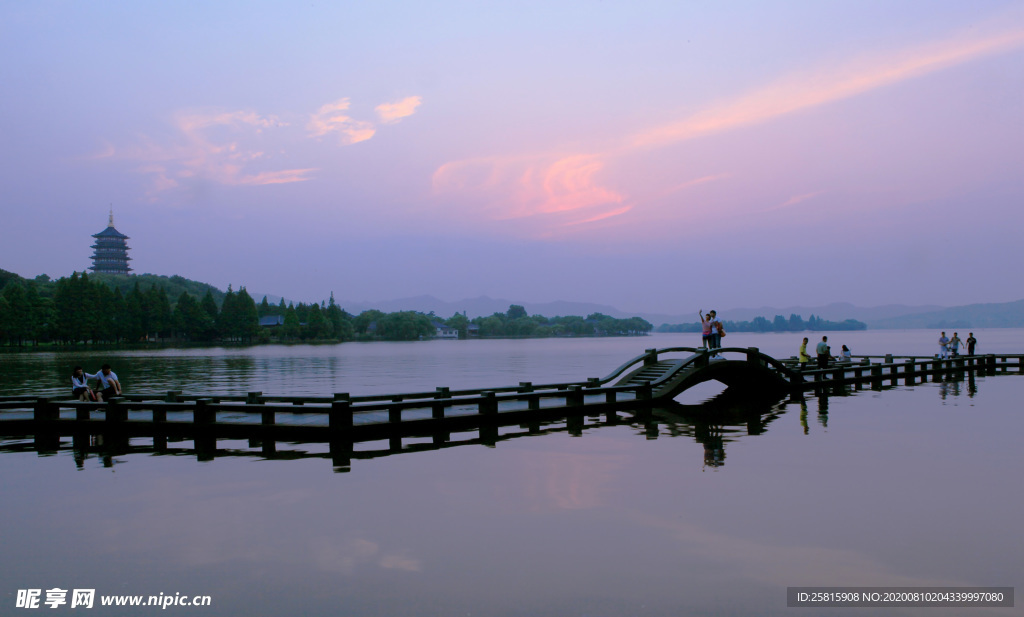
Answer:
[71,366,97,401]
[94,364,122,401]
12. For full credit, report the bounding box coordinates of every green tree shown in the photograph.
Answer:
[445,312,469,339]
[376,311,434,340]
[282,305,301,339]
[2,284,32,346]
[353,310,385,337]
[507,304,528,320]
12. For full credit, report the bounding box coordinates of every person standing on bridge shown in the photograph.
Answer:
[816,336,831,369]
[967,332,977,355]
[699,309,714,350]
[799,337,810,367]
[710,311,725,354]
[949,332,962,357]
[938,332,950,359]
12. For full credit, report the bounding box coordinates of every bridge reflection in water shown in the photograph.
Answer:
[1,347,1007,472]
[0,389,789,473]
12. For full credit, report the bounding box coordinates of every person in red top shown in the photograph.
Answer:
[699,309,713,350]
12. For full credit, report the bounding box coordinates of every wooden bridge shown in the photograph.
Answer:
[2,347,1021,469]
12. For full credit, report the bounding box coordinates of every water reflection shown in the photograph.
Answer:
[0,365,1002,477]
[1,389,797,474]
[651,390,787,469]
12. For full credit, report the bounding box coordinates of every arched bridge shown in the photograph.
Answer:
[602,347,800,399]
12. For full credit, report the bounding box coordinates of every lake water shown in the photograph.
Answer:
[1,330,1021,616]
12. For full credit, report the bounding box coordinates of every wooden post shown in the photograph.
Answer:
[164,390,181,403]
[567,413,584,437]
[636,381,652,400]
[519,381,533,392]
[194,398,214,425]
[76,404,90,421]
[330,438,352,472]
[746,347,762,365]
[587,377,601,387]
[566,385,584,407]
[106,397,127,423]
[329,400,352,431]
[605,390,617,403]
[246,391,263,404]
[833,365,845,387]
[870,365,883,390]
[153,405,166,423]
[479,391,497,416]
[904,359,915,385]
[433,387,449,420]
[643,348,658,366]
[986,355,996,375]
[333,392,350,401]
[34,398,58,421]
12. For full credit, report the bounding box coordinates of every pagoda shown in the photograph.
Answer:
[90,210,132,275]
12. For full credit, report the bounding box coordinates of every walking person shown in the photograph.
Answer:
[966,332,977,356]
[948,332,962,357]
[798,337,810,368]
[938,332,949,359]
[816,336,831,369]
[94,364,122,402]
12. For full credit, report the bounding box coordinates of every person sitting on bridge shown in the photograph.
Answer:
[838,345,852,362]
[816,336,831,369]
[94,364,122,401]
[71,366,98,401]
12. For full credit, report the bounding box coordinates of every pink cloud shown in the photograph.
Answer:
[105,109,317,196]
[432,153,625,226]
[432,19,1024,237]
[375,96,422,124]
[307,98,376,145]
[629,26,1024,150]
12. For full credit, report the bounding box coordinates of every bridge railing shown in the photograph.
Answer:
[626,346,802,390]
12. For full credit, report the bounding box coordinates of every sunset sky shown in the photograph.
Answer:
[2,1,1022,314]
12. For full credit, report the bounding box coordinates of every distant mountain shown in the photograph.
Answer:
[865,299,1024,329]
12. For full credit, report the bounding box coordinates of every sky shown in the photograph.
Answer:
[2,1,1023,315]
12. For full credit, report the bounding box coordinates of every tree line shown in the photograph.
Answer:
[0,271,652,347]
[460,304,652,338]
[656,313,866,334]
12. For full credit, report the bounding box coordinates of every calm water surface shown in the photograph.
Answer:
[1,331,1021,616]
